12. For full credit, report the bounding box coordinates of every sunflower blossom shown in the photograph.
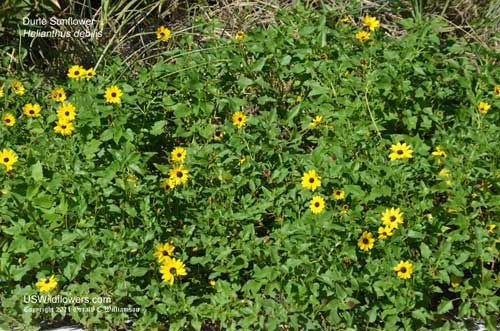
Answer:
[23,103,42,117]
[235,31,246,41]
[171,147,187,163]
[2,113,16,127]
[381,207,404,230]
[477,101,491,114]
[232,111,247,128]
[105,86,123,104]
[56,103,77,121]
[153,242,175,263]
[169,165,189,185]
[355,31,370,42]
[310,195,325,214]
[51,87,67,102]
[11,80,25,95]
[393,261,413,279]
[160,257,187,285]
[389,142,413,160]
[35,275,58,292]
[363,15,380,31]
[301,169,321,192]
[156,26,171,42]
[358,231,374,251]
[0,148,19,172]
[333,189,345,200]
[67,65,85,80]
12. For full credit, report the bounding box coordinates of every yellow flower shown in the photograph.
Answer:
[309,115,323,128]
[35,275,58,292]
[477,101,491,114]
[393,260,413,279]
[23,103,42,117]
[381,207,404,230]
[295,95,302,103]
[169,165,189,185]
[301,169,321,192]
[156,26,171,42]
[84,68,96,80]
[388,142,413,160]
[378,226,394,240]
[53,118,75,136]
[358,231,374,251]
[438,168,450,178]
[495,85,500,97]
[340,17,350,23]
[160,257,187,285]
[0,148,19,172]
[153,242,175,263]
[214,130,224,141]
[363,15,380,31]
[310,196,325,214]
[355,31,370,42]
[2,113,16,127]
[340,204,349,215]
[209,279,216,287]
[237,155,246,166]
[0,86,4,98]
[56,103,77,121]
[486,224,496,233]
[11,80,25,95]
[232,111,247,128]
[431,146,447,158]
[171,147,187,163]
[51,87,66,102]
[105,86,123,104]
[67,65,85,80]
[332,189,345,200]
[161,178,176,190]
[235,31,246,41]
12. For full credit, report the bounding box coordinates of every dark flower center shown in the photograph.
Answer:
[315,202,320,207]
[61,125,67,129]
[58,93,62,98]
[5,119,10,123]
[343,205,349,210]
[400,267,407,273]
[309,178,315,183]
[3,157,9,162]
[65,111,70,116]
[162,251,168,256]
[335,191,340,195]
[111,92,117,97]
[362,238,369,244]
[75,70,80,75]
[29,110,34,114]
[397,150,403,155]
[238,117,242,122]
[216,131,222,136]
[390,216,396,221]
[45,279,50,284]
[486,226,491,231]
[177,153,182,157]
[176,171,183,178]
[170,267,177,275]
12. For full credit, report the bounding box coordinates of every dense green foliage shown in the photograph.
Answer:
[1,4,499,331]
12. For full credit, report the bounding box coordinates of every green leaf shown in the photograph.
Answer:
[420,243,431,259]
[437,299,454,314]
[31,162,43,182]
[150,120,167,136]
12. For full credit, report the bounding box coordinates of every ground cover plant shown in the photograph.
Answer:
[0,1,499,330]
